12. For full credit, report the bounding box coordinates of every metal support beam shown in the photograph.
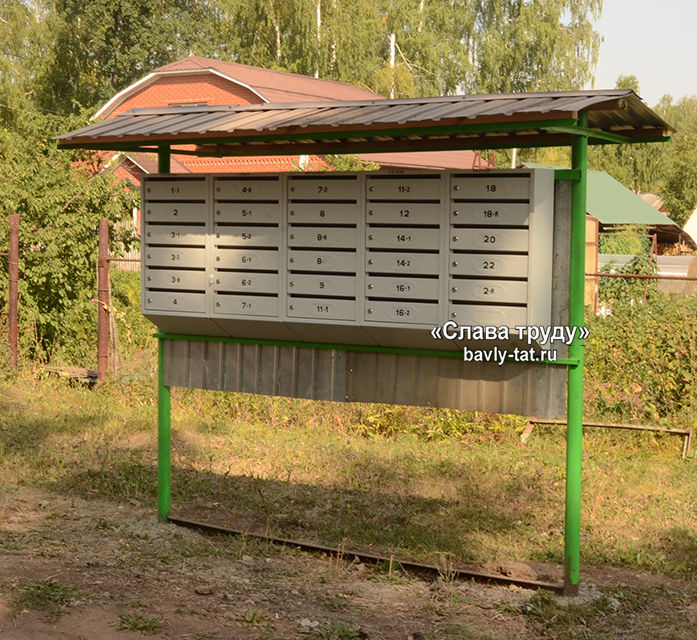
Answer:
[564,111,588,596]
[157,144,171,173]
[158,337,172,522]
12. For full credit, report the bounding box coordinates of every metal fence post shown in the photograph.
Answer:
[7,214,20,368]
[158,337,171,521]
[97,219,110,385]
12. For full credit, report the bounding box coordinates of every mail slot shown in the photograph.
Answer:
[215,294,279,317]
[144,247,205,268]
[450,254,529,278]
[451,202,530,227]
[144,202,208,223]
[215,177,281,200]
[365,276,438,300]
[215,226,281,247]
[450,229,529,252]
[145,291,206,313]
[366,228,440,251]
[215,272,279,294]
[367,202,441,225]
[287,298,357,321]
[448,303,528,328]
[144,268,207,290]
[288,177,360,200]
[288,227,358,248]
[288,203,359,224]
[451,175,530,200]
[288,274,357,296]
[366,252,440,274]
[366,176,442,200]
[215,248,279,270]
[214,202,281,224]
[144,224,206,246]
[365,301,439,325]
[144,178,208,200]
[449,278,528,304]
[288,250,357,272]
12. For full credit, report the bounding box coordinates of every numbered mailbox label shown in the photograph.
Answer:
[366,227,440,251]
[288,177,360,200]
[214,248,279,270]
[144,247,205,268]
[366,252,440,275]
[215,177,281,200]
[144,268,207,290]
[449,278,528,304]
[450,254,529,278]
[451,175,531,200]
[144,179,208,200]
[366,176,442,200]
[144,224,205,246]
[288,274,357,297]
[367,202,441,225]
[449,303,527,328]
[365,301,439,325]
[214,294,279,317]
[451,202,530,227]
[215,226,281,247]
[214,202,281,224]
[288,227,358,249]
[288,202,359,224]
[215,272,279,294]
[450,228,529,252]
[287,250,357,273]
[144,202,208,223]
[366,276,439,300]
[287,298,357,321]
[144,291,206,314]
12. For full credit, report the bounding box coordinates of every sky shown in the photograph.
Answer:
[590,0,697,107]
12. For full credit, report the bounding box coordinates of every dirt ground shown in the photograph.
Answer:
[1,487,696,640]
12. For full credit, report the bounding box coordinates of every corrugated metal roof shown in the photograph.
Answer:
[58,90,673,155]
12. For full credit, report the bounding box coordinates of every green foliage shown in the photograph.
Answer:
[585,293,697,421]
[0,111,136,362]
[118,612,163,634]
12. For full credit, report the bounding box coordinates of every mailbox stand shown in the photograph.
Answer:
[57,91,672,596]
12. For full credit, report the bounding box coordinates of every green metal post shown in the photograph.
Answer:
[564,111,588,596]
[157,337,171,521]
[158,144,171,173]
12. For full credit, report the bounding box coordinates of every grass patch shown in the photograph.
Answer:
[118,612,163,634]
[9,579,73,617]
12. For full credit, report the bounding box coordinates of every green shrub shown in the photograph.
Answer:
[585,293,697,421]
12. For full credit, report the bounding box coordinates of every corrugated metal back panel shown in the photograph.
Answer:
[162,340,567,417]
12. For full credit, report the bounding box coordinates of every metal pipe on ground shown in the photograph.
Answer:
[97,219,110,385]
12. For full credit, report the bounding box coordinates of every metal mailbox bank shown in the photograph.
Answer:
[57,90,674,595]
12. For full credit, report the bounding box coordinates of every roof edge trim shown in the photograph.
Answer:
[92,69,269,120]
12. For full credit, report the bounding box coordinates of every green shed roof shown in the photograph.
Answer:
[525,163,678,227]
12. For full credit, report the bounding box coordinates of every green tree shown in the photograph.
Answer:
[0,111,136,361]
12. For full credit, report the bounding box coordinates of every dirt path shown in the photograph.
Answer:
[1,487,695,639]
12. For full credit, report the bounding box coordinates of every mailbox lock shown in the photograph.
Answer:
[451,312,457,318]
[290,186,295,192]
[368,210,374,216]
[368,235,374,241]
[216,209,220,215]
[453,210,459,217]
[367,308,373,314]
[451,287,457,293]
[453,185,460,191]
[368,259,374,265]
[452,261,458,267]
[147,297,152,303]
[216,302,220,307]
[146,209,151,215]
[216,186,220,192]
[367,284,374,290]
[289,305,295,311]
[289,210,295,216]
[290,233,295,240]
[289,258,295,263]
[289,281,295,287]
[368,186,375,192]
[452,235,459,242]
